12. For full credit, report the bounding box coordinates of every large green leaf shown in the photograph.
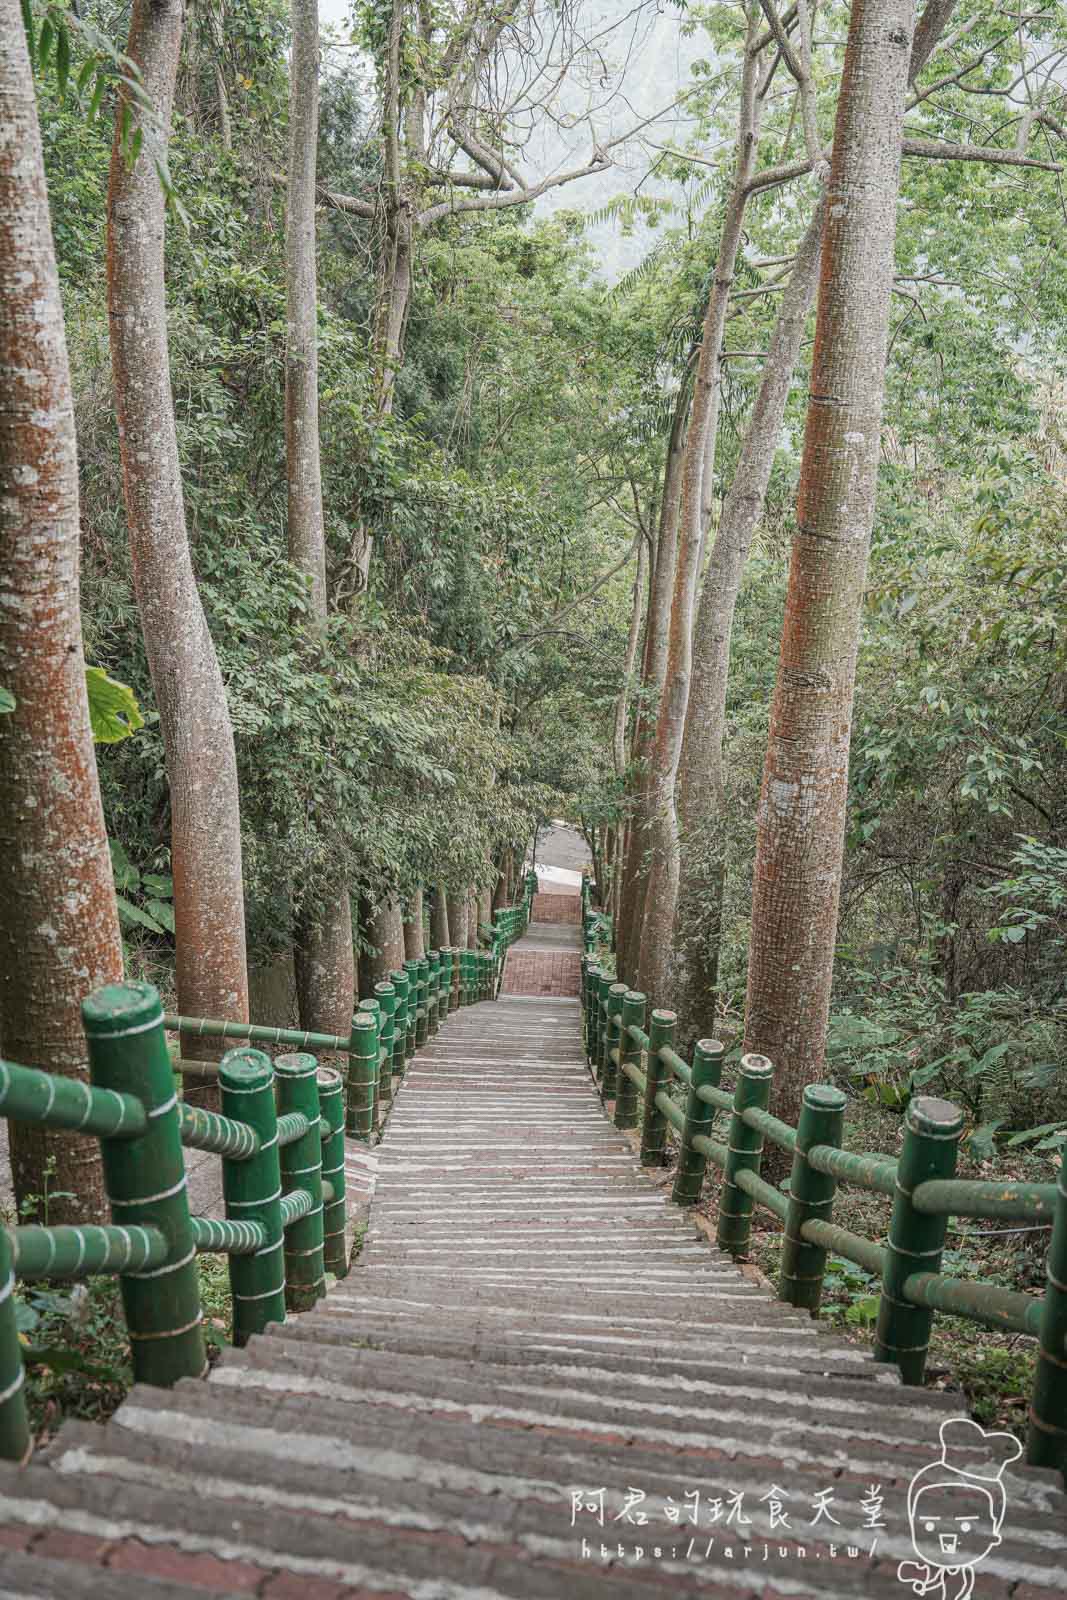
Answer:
[86,667,144,744]
[109,840,139,893]
[145,897,175,933]
[115,894,167,936]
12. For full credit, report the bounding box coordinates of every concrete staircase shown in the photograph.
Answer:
[0,952,1065,1596]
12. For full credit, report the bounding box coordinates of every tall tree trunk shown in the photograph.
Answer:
[0,6,124,1222]
[430,884,450,947]
[294,912,353,1044]
[667,0,956,1052]
[637,21,764,1007]
[610,535,647,932]
[446,888,467,950]
[616,376,689,981]
[491,859,508,912]
[345,0,411,594]
[466,888,480,949]
[669,197,826,1046]
[743,0,916,1130]
[367,898,404,982]
[107,0,248,1109]
[478,886,492,937]
[612,536,648,780]
[286,0,355,1043]
[403,886,425,958]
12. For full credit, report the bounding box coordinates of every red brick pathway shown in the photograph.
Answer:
[500,947,582,996]
[531,891,580,924]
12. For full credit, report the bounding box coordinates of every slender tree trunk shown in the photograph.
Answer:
[466,888,480,949]
[616,377,689,981]
[211,52,231,150]
[286,0,326,612]
[669,197,826,1046]
[345,0,411,594]
[430,884,450,947]
[0,6,124,1222]
[478,886,492,935]
[610,536,647,935]
[286,0,355,1044]
[637,23,764,1007]
[612,536,648,779]
[403,886,425,958]
[107,0,248,1108]
[743,0,916,1130]
[446,889,467,950]
[491,860,508,912]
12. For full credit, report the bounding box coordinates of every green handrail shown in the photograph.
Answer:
[578,907,1067,1479]
[0,871,500,1465]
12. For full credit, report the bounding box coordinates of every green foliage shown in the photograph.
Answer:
[820,1257,881,1330]
[85,666,143,743]
[109,840,175,939]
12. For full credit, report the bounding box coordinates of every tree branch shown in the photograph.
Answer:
[500,532,641,655]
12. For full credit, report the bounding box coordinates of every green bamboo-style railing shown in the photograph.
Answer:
[580,878,1067,1478]
[0,874,536,1466]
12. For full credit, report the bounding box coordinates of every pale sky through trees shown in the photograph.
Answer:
[318,0,701,277]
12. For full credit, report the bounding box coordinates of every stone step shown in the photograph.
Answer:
[1,938,1064,1597]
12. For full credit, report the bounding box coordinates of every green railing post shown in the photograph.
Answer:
[601,982,627,1103]
[318,1065,348,1279]
[374,981,397,1105]
[716,1053,773,1257]
[83,982,207,1385]
[0,1224,31,1464]
[403,959,420,1048]
[219,1047,286,1344]
[672,1039,723,1202]
[275,1053,325,1312]
[389,968,410,1078]
[1028,1141,1067,1474]
[418,956,431,1039]
[614,991,646,1130]
[640,1008,675,1165]
[439,948,453,1020]
[358,998,382,1131]
[426,951,441,1033]
[583,963,600,1071]
[346,1013,378,1141]
[594,970,612,1086]
[780,1084,847,1312]
[874,1095,963,1384]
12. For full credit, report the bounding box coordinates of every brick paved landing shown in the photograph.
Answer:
[500,901,584,998]
[1,998,1065,1597]
[530,890,581,923]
